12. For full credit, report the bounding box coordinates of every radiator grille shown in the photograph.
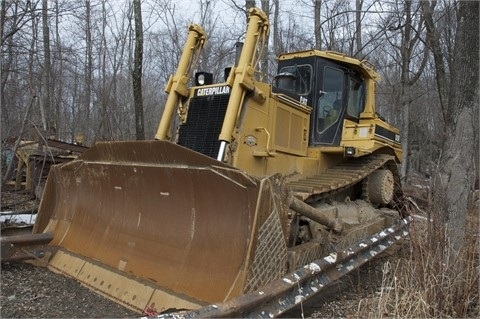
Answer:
[177,94,229,159]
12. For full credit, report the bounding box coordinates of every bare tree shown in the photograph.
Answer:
[52,0,63,138]
[380,1,428,183]
[41,0,54,137]
[1,0,38,46]
[0,1,21,128]
[83,0,93,142]
[354,0,362,58]
[314,0,321,50]
[245,0,256,20]
[422,1,448,122]
[132,0,145,140]
[425,0,479,253]
[260,0,269,78]
[398,1,428,183]
[272,0,282,54]
[96,0,115,141]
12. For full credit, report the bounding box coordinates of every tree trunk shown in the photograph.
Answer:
[84,0,93,142]
[314,0,322,50]
[260,0,269,79]
[354,0,363,58]
[422,1,448,125]
[246,0,256,20]
[0,0,6,42]
[433,1,479,252]
[100,0,111,139]
[0,1,15,125]
[397,0,428,184]
[54,0,63,140]
[2,97,35,186]
[132,0,145,140]
[400,0,413,184]
[272,0,282,55]
[41,0,53,137]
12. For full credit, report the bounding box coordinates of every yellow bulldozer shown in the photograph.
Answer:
[31,7,405,315]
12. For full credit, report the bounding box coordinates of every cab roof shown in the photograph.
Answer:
[278,50,380,82]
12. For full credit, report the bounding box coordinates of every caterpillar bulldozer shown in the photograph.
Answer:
[31,8,404,314]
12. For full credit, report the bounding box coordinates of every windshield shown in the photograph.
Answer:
[276,64,312,95]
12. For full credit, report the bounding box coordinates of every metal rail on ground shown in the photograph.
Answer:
[150,216,412,318]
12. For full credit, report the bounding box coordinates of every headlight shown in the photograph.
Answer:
[345,146,356,156]
[195,72,213,86]
[197,74,205,85]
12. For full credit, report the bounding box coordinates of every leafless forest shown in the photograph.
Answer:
[1,0,479,317]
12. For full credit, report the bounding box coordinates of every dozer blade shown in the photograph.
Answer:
[33,141,289,312]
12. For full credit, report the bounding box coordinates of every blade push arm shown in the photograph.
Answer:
[217,8,269,161]
[155,24,206,140]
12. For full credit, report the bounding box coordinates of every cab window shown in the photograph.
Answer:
[347,78,365,119]
[317,67,343,133]
[276,64,312,95]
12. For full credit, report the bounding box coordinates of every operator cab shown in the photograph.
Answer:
[273,51,366,147]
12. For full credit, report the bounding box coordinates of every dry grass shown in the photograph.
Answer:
[357,205,479,318]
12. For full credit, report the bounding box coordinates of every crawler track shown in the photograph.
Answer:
[289,153,400,201]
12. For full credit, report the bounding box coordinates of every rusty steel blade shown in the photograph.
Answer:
[34,140,264,311]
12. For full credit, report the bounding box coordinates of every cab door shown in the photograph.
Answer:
[311,63,346,146]
[310,60,366,146]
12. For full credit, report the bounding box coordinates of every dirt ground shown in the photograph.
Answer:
[1,257,388,318]
[1,190,137,318]
[0,262,139,318]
